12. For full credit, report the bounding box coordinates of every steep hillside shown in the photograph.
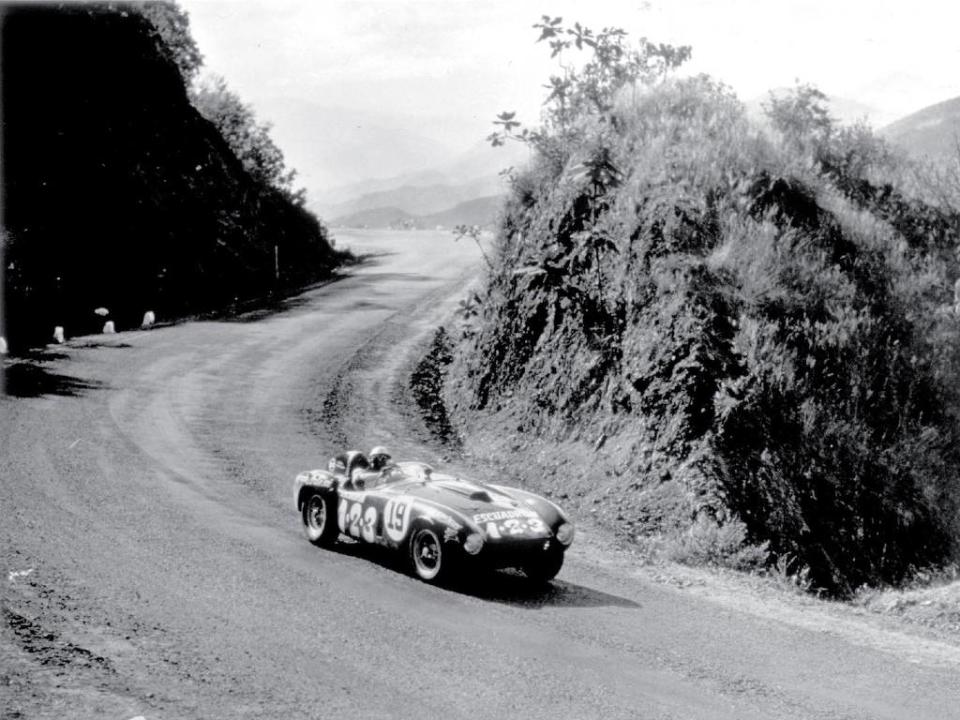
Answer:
[442,23,960,596]
[1,4,344,349]
[881,96,960,161]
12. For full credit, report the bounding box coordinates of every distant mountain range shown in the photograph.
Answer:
[880,96,960,161]
[321,175,504,220]
[316,140,527,229]
[331,195,503,230]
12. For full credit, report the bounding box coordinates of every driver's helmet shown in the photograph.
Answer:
[370,446,392,470]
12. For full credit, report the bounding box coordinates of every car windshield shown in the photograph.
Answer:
[380,461,434,484]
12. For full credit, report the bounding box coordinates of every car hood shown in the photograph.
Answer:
[390,475,537,522]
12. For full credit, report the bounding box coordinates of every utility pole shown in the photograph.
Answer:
[274,244,279,282]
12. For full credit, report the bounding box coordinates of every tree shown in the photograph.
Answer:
[190,75,306,205]
[134,1,203,85]
[763,83,835,153]
[129,2,306,204]
[487,17,691,153]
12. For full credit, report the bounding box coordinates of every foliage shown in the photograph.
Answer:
[453,224,493,269]
[136,1,203,84]
[766,554,814,594]
[129,1,307,205]
[763,83,834,153]
[663,516,769,571]
[446,19,960,596]
[191,75,306,205]
[1,3,342,349]
[487,15,690,161]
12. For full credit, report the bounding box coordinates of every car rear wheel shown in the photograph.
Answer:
[302,492,338,547]
[408,526,446,583]
[523,546,564,583]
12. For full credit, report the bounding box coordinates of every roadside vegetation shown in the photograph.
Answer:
[1,2,346,351]
[443,17,960,597]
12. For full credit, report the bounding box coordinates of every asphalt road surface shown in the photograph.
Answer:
[3,230,960,720]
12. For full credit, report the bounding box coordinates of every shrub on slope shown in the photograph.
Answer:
[447,27,960,594]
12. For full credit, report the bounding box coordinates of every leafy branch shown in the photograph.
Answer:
[487,17,691,151]
[454,224,493,268]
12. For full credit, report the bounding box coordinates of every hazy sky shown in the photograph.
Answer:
[179,0,960,193]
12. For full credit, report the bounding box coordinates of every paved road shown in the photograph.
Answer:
[3,230,960,719]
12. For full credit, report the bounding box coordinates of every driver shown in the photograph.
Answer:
[350,446,394,488]
[369,446,393,471]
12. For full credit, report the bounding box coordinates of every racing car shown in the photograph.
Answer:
[293,450,575,584]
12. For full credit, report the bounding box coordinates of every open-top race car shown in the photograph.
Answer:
[293,449,575,584]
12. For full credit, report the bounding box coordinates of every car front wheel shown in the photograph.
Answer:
[408,526,448,583]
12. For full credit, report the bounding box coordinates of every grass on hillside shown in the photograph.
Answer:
[445,72,960,597]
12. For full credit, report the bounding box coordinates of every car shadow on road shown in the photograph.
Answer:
[453,573,640,610]
[328,541,638,610]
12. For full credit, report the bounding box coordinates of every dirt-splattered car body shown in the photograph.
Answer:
[294,452,575,583]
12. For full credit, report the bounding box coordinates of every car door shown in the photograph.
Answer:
[337,490,391,545]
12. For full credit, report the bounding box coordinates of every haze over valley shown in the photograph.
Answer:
[179,1,960,230]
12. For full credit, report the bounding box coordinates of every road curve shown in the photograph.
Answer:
[3,229,960,720]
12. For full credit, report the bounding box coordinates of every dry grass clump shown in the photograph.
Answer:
[854,567,960,632]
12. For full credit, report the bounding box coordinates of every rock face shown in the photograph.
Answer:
[1,4,341,348]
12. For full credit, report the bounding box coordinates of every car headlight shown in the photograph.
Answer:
[463,532,484,555]
[555,522,575,546]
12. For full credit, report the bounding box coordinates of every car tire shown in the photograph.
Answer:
[302,492,339,547]
[523,547,564,583]
[408,525,447,583]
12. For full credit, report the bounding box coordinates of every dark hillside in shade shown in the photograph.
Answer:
[1,4,344,348]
